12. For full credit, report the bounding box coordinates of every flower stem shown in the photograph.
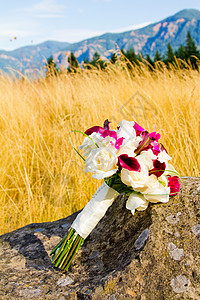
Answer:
[50,227,84,271]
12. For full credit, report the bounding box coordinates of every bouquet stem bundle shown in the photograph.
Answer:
[50,228,84,270]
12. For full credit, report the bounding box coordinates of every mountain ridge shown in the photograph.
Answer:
[1,8,200,75]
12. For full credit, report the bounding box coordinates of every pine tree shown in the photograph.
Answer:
[110,53,118,64]
[166,42,175,64]
[46,56,59,77]
[146,54,154,70]
[185,31,200,58]
[68,51,79,72]
[83,57,91,69]
[175,44,186,60]
[184,31,200,68]
[90,52,106,70]
[154,50,162,62]
[126,48,138,64]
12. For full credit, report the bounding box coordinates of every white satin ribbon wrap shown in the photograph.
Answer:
[71,181,119,239]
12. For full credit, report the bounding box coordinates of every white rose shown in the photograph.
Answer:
[121,162,149,192]
[138,149,157,169]
[100,135,117,148]
[85,146,118,179]
[79,132,103,156]
[117,120,136,141]
[142,179,170,203]
[126,193,149,215]
[145,174,159,189]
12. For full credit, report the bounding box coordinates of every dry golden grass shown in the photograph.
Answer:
[0,61,199,234]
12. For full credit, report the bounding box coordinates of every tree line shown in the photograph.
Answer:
[46,31,200,76]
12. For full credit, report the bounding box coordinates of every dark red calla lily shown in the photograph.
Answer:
[160,143,168,154]
[118,154,141,171]
[149,160,166,178]
[85,126,105,136]
[101,130,117,140]
[85,119,111,136]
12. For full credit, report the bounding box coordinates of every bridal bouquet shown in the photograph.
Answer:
[50,119,181,270]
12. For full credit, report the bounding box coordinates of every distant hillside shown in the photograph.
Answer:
[0,41,70,75]
[1,9,200,75]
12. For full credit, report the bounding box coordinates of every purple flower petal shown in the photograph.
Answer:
[85,126,104,136]
[134,122,144,136]
[134,131,153,155]
[102,130,117,140]
[152,141,161,155]
[118,154,141,171]
[103,119,111,130]
[115,137,124,150]
[149,131,161,142]
[149,160,166,177]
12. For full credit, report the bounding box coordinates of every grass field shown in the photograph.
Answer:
[0,61,199,235]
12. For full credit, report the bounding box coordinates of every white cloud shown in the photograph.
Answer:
[28,0,66,18]
[109,22,152,33]
[32,0,65,13]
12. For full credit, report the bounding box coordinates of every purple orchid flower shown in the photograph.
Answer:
[133,122,144,136]
[152,141,161,155]
[149,131,161,142]
[167,176,181,195]
[134,131,153,155]
[115,137,124,150]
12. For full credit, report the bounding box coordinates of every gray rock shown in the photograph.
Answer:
[170,275,191,293]
[57,276,74,286]
[134,228,149,250]
[0,177,200,299]
[192,224,200,236]
[168,242,184,261]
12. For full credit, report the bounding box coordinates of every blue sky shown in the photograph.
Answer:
[1,0,200,51]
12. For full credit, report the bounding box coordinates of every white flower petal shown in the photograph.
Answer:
[143,183,170,203]
[117,120,136,141]
[139,149,157,169]
[126,193,147,210]
[126,193,149,215]
[121,163,149,192]
[158,150,172,163]
[79,132,103,156]
[85,146,118,179]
